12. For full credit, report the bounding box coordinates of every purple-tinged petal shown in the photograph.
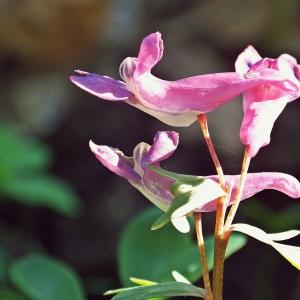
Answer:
[143,131,179,165]
[240,96,288,157]
[232,172,300,199]
[89,141,140,182]
[70,70,133,101]
[136,32,164,75]
[204,172,300,212]
[235,45,262,75]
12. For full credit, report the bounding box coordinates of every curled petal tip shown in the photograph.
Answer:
[235,45,262,76]
[143,131,179,164]
[137,32,164,74]
[74,69,89,75]
[70,72,132,101]
[288,176,300,198]
[89,140,98,153]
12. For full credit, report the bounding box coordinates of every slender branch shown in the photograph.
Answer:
[194,212,213,300]
[224,146,251,231]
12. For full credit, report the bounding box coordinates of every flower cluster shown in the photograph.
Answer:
[71,32,300,272]
[71,32,300,156]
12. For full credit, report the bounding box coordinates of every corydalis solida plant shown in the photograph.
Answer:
[71,33,300,300]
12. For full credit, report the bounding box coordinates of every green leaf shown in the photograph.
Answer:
[0,289,30,300]
[118,207,247,285]
[151,193,190,230]
[9,253,85,300]
[0,176,80,217]
[110,282,205,300]
[0,124,52,178]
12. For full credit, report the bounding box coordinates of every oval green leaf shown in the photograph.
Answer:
[9,253,85,300]
[118,207,247,285]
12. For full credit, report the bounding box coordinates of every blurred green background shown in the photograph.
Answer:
[0,0,300,299]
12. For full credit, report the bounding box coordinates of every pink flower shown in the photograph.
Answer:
[89,131,300,214]
[70,33,289,127]
[235,46,300,157]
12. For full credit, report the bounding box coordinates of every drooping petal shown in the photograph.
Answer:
[240,96,288,157]
[276,54,300,89]
[89,141,140,182]
[205,172,300,211]
[236,49,300,156]
[230,223,300,270]
[70,70,133,101]
[235,45,262,75]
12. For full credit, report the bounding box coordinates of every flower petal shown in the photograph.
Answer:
[89,140,140,182]
[171,217,190,234]
[268,230,300,241]
[132,71,289,116]
[237,49,300,157]
[230,223,300,270]
[136,32,164,75]
[276,54,300,88]
[235,45,262,75]
[70,70,133,101]
[240,96,288,157]
[142,131,179,165]
[141,169,174,211]
[206,172,300,211]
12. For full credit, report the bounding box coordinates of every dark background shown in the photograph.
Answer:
[1,0,300,299]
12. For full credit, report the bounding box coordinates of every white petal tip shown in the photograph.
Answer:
[171,217,190,233]
[89,140,99,153]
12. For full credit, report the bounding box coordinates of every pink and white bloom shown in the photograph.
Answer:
[90,131,300,217]
[236,46,300,157]
[71,32,292,127]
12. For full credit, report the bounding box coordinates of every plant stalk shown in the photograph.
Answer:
[198,113,228,300]
[224,146,251,231]
[194,212,213,300]
[197,114,225,187]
